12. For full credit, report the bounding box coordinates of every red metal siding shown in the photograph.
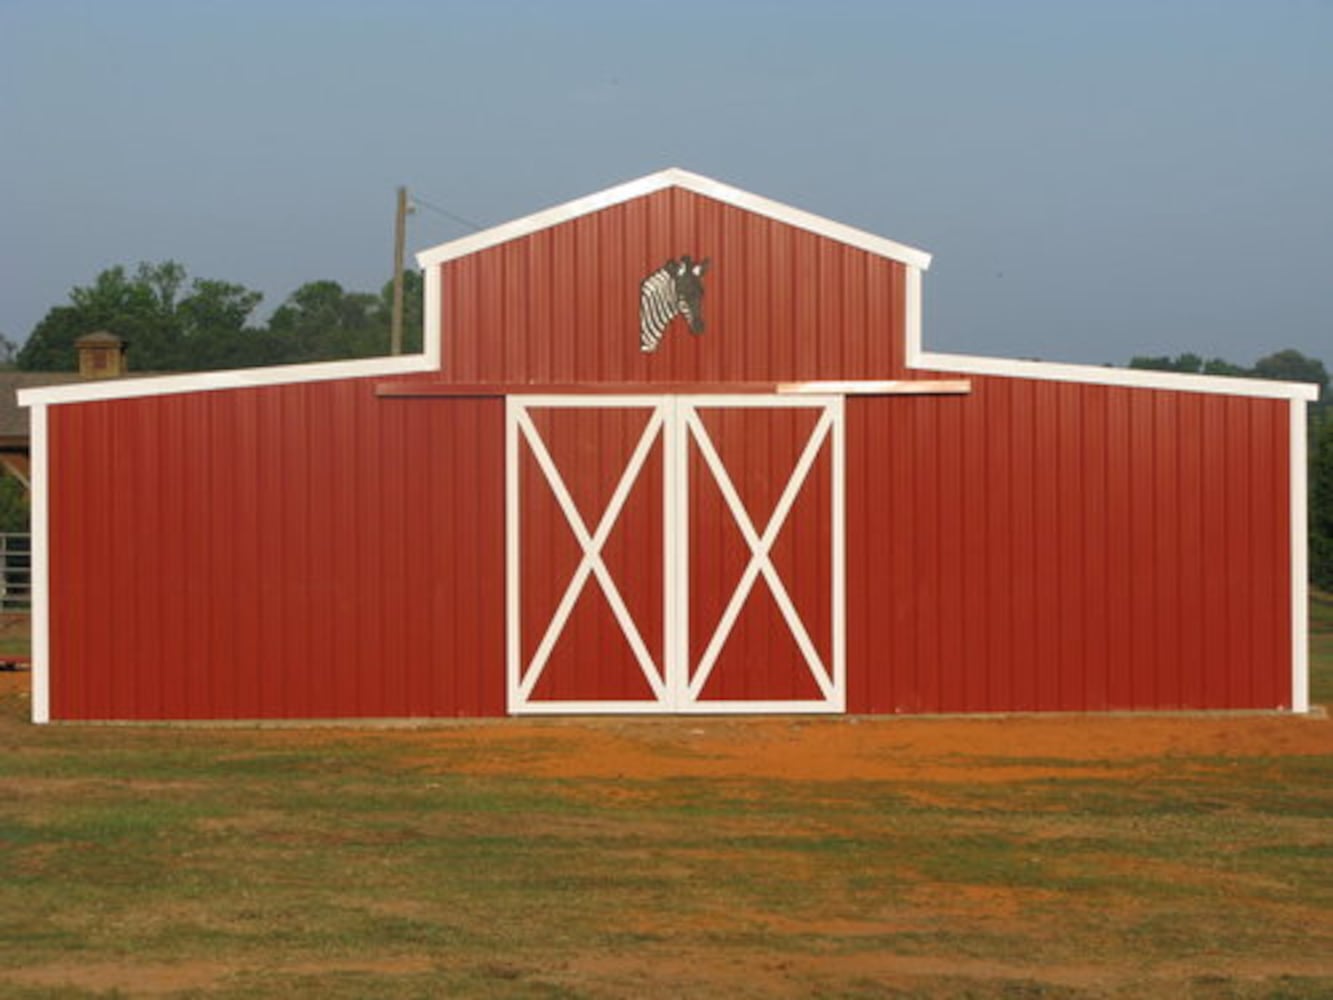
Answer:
[41,184,1296,719]
[844,378,1293,713]
[48,382,506,720]
[437,188,909,385]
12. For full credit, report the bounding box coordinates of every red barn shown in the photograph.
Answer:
[20,169,1318,723]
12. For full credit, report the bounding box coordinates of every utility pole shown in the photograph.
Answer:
[390,185,408,355]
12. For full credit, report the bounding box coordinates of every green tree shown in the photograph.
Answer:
[16,261,258,372]
[375,269,424,354]
[1312,412,1333,590]
[267,280,382,362]
[1129,353,1207,373]
[1251,349,1329,396]
[0,475,28,533]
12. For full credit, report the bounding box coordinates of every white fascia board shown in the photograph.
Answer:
[17,351,438,408]
[910,347,1321,402]
[415,167,933,272]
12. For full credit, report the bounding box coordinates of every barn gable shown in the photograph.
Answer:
[17,169,1320,724]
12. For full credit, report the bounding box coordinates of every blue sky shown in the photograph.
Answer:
[2,0,1330,367]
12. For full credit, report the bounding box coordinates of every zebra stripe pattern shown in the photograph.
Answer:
[639,256,710,353]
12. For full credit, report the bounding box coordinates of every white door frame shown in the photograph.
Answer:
[506,394,844,715]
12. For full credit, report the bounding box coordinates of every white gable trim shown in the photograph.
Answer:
[416,167,934,272]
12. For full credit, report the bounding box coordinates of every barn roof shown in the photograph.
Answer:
[415,167,934,272]
[16,168,1321,407]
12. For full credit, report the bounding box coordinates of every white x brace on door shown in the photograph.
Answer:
[506,395,844,714]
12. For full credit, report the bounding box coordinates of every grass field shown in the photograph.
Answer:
[0,598,1330,998]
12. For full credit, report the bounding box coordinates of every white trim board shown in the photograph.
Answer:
[416,167,934,272]
[507,394,845,715]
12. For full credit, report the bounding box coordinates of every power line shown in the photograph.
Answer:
[408,193,485,233]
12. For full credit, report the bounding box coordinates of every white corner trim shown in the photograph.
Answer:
[17,352,439,408]
[29,403,49,724]
[1290,400,1310,713]
[415,167,933,272]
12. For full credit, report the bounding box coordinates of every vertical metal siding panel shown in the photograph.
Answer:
[770,219,797,382]
[1248,399,1280,707]
[446,258,473,380]
[253,390,284,714]
[844,401,869,711]
[301,386,334,717]
[936,396,966,710]
[551,223,576,383]
[869,402,898,709]
[749,213,774,382]
[207,393,239,719]
[426,400,453,714]
[179,396,213,718]
[885,398,916,710]
[451,399,482,713]
[1031,381,1061,710]
[957,387,988,711]
[478,243,505,383]
[678,194,703,383]
[158,396,190,717]
[913,397,941,710]
[793,227,819,384]
[381,391,409,714]
[526,230,553,383]
[501,241,522,384]
[281,386,311,717]
[1008,382,1037,710]
[398,397,433,716]
[1056,383,1087,711]
[1225,397,1253,707]
[1199,394,1229,706]
[130,399,163,718]
[889,263,907,377]
[984,379,1015,711]
[865,260,893,378]
[477,398,507,714]
[1127,392,1156,708]
[324,383,359,715]
[721,209,747,382]
[81,405,114,717]
[865,397,896,711]
[1154,393,1182,709]
[1081,385,1110,710]
[1176,393,1206,707]
[1104,388,1133,707]
[817,242,843,378]
[233,390,263,718]
[843,253,869,379]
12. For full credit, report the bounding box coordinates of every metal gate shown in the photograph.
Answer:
[506,395,844,714]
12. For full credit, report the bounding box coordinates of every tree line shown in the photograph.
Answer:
[11,261,422,373]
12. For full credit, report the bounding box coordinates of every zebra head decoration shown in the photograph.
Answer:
[639,256,711,353]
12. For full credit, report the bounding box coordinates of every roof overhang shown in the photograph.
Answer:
[415,167,934,272]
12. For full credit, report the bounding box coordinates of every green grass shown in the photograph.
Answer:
[1311,587,1333,705]
[0,599,1329,998]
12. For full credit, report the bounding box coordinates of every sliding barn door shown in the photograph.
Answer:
[507,396,843,714]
